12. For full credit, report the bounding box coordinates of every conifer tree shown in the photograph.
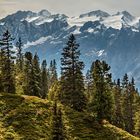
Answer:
[91,60,114,122]
[23,52,42,97]
[122,73,129,88]
[32,53,41,97]
[113,79,124,129]
[15,37,24,94]
[41,60,48,99]
[85,69,93,102]
[0,50,5,92]
[48,59,58,88]
[0,30,15,93]
[122,75,138,134]
[60,34,87,111]
[23,52,33,95]
[16,37,23,71]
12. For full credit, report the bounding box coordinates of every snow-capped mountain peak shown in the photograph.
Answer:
[38,9,51,17]
[67,10,139,30]
[79,10,110,18]
[116,11,134,20]
[24,10,53,25]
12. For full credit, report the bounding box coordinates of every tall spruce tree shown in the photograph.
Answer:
[60,34,87,111]
[32,53,41,97]
[122,74,132,133]
[91,60,114,122]
[16,37,23,71]
[122,75,139,134]
[0,50,4,92]
[23,52,41,97]
[0,30,15,93]
[23,52,33,95]
[85,69,93,103]
[15,37,24,94]
[48,59,58,88]
[122,73,129,88]
[113,79,124,129]
[41,60,48,99]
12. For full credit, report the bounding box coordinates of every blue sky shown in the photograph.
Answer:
[0,0,139,18]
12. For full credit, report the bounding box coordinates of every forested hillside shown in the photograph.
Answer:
[0,30,140,139]
[0,93,139,140]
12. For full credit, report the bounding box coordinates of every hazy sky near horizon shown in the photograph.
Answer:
[0,0,140,18]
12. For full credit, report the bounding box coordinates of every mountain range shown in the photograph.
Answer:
[0,9,140,87]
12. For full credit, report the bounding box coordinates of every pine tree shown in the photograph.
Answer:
[41,60,48,99]
[60,34,87,111]
[91,60,114,123]
[32,53,41,97]
[15,37,24,94]
[0,50,4,92]
[16,37,23,71]
[113,79,124,129]
[23,52,33,95]
[122,75,138,134]
[122,73,129,88]
[0,30,15,93]
[23,52,42,97]
[85,69,93,102]
[48,59,58,88]
[122,74,131,133]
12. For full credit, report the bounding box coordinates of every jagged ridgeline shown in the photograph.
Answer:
[0,31,140,139]
[1,10,140,87]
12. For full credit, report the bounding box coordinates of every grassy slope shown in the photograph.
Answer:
[0,93,139,140]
